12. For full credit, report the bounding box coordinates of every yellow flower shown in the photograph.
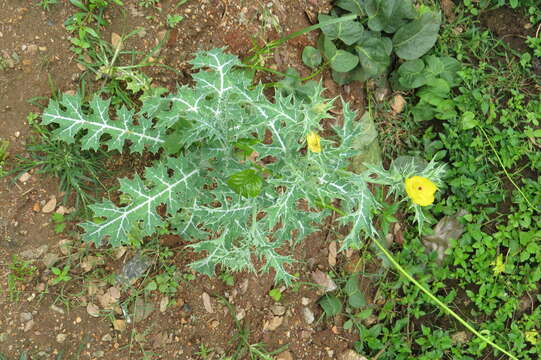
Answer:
[405,176,437,206]
[306,131,321,153]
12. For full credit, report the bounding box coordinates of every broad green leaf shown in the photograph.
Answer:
[418,78,451,98]
[318,34,337,60]
[226,169,263,198]
[393,11,442,60]
[462,111,478,130]
[354,33,391,78]
[412,102,434,122]
[302,46,322,69]
[396,59,427,89]
[345,274,366,308]
[330,50,359,72]
[335,0,364,15]
[318,14,364,45]
[364,0,416,33]
[318,294,343,317]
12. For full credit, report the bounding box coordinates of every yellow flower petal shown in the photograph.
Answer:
[307,131,321,153]
[405,176,437,206]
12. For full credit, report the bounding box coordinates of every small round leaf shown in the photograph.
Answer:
[302,46,323,69]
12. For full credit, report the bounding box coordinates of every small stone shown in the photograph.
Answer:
[270,304,286,316]
[202,292,213,313]
[390,94,406,114]
[276,350,294,360]
[93,351,105,358]
[301,297,310,306]
[50,304,65,315]
[14,131,20,138]
[26,44,38,55]
[86,303,100,318]
[20,245,49,260]
[302,307,315,324]
[38,46,47,52]
[18,172,31,182]
[102,334,113,342]
[451,331,471,344]
[55,206,69,215]
[56,333,67,343]
[113,319,126,332]
[76,317,82,323]
[181,303,192,313]
[42,196,57,213]
[20,312,33,322]
[160,296,169,313]
[24,320,34,332]
[236,308,246,321]
[263,316,283,331]
[42,253,60,268]
[338,349,368,360]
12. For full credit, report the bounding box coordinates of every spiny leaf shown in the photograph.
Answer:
[42,93,165,153]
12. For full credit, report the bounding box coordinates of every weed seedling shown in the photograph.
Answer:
[51,265,73,285]
[166,14,184,28]
[7,255,37,301]
[37,0,59,11]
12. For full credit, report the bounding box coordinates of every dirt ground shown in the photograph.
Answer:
[0,1,369,359]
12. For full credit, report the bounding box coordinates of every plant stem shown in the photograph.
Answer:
[370,236,518,360]
[478,126,538,213]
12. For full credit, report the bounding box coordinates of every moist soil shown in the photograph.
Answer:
[0,1,537,359]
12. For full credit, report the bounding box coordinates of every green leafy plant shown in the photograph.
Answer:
[12,112,108,209]
[166,14,184,28]
[51,265,73,285]
[65,0,123,54]
[268,288,282,302]
[0,139,9,177]
[51,212,67,234]
[390,54,461,122]
[139,0,159,8]
[37,0,59,11]
[42,48,423,284]
[304,1,442,84]
[6,256,37,302]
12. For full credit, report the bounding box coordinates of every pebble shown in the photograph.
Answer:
[338,350,368,360]
[276,350,294,360]
[102,334,112,342]
[23,320,34,332]
[42,196,57,213]
[302,307,315,324]
[56,333,67,343]
[50,304,65,315]
[301,297,310,306]
[20,245,49,260]
[18,172,31,182]
[263,316,283,331]
[270,304,286,316]
[20,312,33,322]
[236,308,246,321]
